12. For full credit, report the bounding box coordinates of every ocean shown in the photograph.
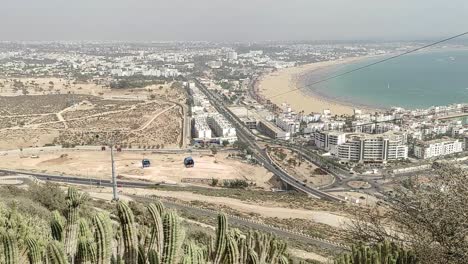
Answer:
[304,49,468,110]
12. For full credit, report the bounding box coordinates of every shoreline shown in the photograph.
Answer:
[257,56,382,116]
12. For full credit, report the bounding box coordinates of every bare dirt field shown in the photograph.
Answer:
[0,94,185,150]
[0,149,274,188]
[268,147,334,187]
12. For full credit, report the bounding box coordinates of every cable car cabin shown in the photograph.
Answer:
[184,157,194,168]
[142,159,151,168]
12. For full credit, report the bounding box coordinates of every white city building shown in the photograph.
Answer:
[314,131,347,155]
[413,137,463,159]
[207,114,237,143]
[193,116,212,139]
[336,132,408,163]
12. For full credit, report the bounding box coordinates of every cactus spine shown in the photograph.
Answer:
[47,241,69,264]
[2,231,19,264]
[213,213,227,264]
[93,213,113,264]
[162,211,182,264]
[116,201,139,264]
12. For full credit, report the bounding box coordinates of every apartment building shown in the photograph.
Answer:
[314,131,347,155]
[337,132,408,163]
[413,137,463,159]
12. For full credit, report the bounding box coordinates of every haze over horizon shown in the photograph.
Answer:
[1,0,467,42]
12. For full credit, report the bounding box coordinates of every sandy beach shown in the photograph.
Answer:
[257,57,376,115]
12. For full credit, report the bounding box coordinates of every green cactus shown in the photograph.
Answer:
[335,241,418,264]
[223,234,239,264]
[51,211,65,241]
[278,255,289,264]
[64,187,88,261]
[238,237,248,264]
[147,203,164,258]
[25,237,43,264]
[47,240,69,264]
[75,236,96,264]
[148,249,161,264]
[212,213,228,264]
[182,241,206,264]
[162,211,182,264]
[93,213,113,264]
[116,201,139,264]
[247,248,259,264]
[2,231,19,264]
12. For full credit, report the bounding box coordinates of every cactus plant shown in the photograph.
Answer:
[162,211,182,264]
[223,234,239,264]
[116,201,139,264]
[47,240,69,264]
[51,211,65,242]
[25,237,43,264]
[93,213,113,264]
[212,213,227,264]
[334,241,418,264]
[75,236,96,264]
[64,187,88,261]
[2,231,19,264]
[148,249,161,264]
[147,203,164,258]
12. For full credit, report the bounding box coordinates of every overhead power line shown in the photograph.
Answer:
[268,31,468,99]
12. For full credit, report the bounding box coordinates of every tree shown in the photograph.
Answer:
[348,164,468,264]
[222,140,229,147]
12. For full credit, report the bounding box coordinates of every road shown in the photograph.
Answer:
[0,170,349,251]
[194,79,344,202]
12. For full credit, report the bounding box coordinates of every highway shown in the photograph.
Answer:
[194,79,344,202]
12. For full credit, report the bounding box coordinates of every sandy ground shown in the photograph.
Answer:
[258,57,373,115]
[81,186,351,229]
[0,149,273,188]
[268,147,334,187]
[331,191,380,207]
[289,248,330,263]
[0,79,187,150]
[0,77,180,100]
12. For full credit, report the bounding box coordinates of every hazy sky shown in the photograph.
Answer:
[1,0,467,41]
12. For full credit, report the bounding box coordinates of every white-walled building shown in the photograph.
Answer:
[193,116,212,139]
[207,114,237,143]
[314,131,347,155]
[413,137,463,159]
[336,132,408,163]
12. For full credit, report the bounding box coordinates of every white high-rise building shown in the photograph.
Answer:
[314,131,347,155]
[413,138,463,159]
[335,132,408,163]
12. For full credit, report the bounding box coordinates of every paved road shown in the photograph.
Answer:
[194,79,344,202]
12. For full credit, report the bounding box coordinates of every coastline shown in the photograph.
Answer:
[257,56,382,115]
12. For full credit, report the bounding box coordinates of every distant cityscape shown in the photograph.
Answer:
[0,40,467,176]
